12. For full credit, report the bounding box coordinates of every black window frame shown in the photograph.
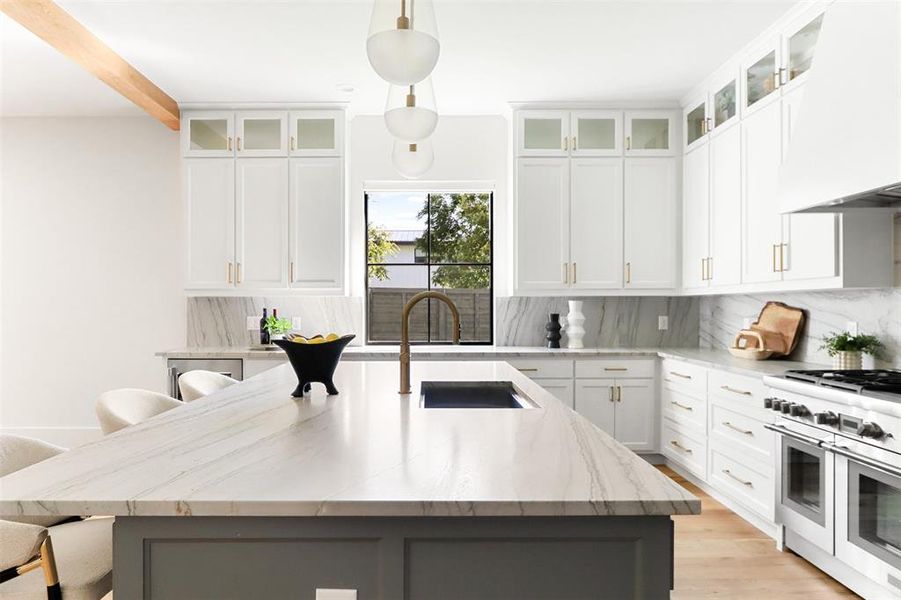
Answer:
[364,190,494,346]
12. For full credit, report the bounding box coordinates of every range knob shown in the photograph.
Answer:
[857,422,885,439]
[789,404,810,417]
[814,411,839,426]
[763,397,774,409]
[781,402,794,414]
[772,400,784,411]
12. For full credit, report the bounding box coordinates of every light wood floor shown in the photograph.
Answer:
[660,466,860,599]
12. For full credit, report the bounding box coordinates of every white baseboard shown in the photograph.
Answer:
[1,427,102,448]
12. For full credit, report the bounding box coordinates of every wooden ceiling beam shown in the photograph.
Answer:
[1,0,180,130]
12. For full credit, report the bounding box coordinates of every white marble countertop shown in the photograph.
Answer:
[158,345,827,378]
[0,361,700,518]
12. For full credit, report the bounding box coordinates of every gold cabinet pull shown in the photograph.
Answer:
[289,261,294,282]
[236,136,242,151]
[609,386,615,402]
[670,440,693,454]
[563,137,568,151]
[572,136,577,151]
[290,136,296,151]
[707,256,713,281]
[780,243,787,272]
[722,468,754,488]
[572,262,577,284]
[625,262,631,284]
[626,135,631,151]
[227,262,233,284]
[616,385,622,402]
[563,262,569,284]
[772,244,779,272]
[604,367,628,372]
[227,136,233,151]
[236,262,242,283]
[670,371,691,380]
[516,367,539,373]
[670,400,693,411]
[721,385,752,396]
[723,421,754,436]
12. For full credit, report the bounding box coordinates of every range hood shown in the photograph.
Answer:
[780,1,901,214]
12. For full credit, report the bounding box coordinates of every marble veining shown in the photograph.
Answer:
[187,296,363,347]
[496,296,699,348]
[0,361,699,518]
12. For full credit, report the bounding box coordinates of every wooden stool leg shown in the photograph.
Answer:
[40,538,61,600]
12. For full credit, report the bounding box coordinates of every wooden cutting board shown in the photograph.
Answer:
[731,301,805,358]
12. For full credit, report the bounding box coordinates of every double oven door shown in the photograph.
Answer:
[772,418,836,553]
[834,438,901,596]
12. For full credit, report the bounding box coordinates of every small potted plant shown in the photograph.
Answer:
[264,315,293,342]
[820,331,883,369]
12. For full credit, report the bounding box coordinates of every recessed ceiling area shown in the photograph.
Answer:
[2,0,796,117]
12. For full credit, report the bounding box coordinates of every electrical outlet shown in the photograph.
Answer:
[658,316,668,331]
[246,316,261,331]
[846,321,859,335]
[292,317,303,331]
[315,590,357,600]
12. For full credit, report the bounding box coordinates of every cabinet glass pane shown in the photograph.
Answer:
[686,104,706,146]
[714,81,737,127]
[577,118,615,150]
[297,119,335,150]
[747,50,777,107]
[523,118,562,150]
[630,118,669,150]
[789,14,824,81]
[243,119,282,150]
[190,119,228,151]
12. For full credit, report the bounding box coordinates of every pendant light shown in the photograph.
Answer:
[384,79,438,141]
[367,0,439,85]
[392,139,434,179]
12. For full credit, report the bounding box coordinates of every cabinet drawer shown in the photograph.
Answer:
[662,418,707,480]
[506,359,573,379]
[709,401,775,464]
[708,442,775,521]
[708,370,768,412]
[575,358,655,379]
[660,359,707,395]
[661,382,707,432]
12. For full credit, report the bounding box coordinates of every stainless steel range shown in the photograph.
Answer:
[764,369,901,599]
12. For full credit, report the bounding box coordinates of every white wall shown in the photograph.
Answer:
[348,115,511,298]
[0,117,184,446]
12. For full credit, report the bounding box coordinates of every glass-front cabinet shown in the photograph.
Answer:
[517,111,570,157]
[236,112,288,157]
[182,112,234,157]
[625,111,673,156]
[784,11,825,87]
[683,96,709,150]
[289,110,344,157]
[516,110,622,157]
[571,110,621,156]
[712,79,738,130]
[744,39,780,112]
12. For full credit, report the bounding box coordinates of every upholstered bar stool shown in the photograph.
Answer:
[95,388,182,435]
[177,370,238,402]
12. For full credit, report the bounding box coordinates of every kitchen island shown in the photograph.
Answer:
[0,360,699,598]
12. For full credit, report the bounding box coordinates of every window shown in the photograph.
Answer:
[366,191,493,344]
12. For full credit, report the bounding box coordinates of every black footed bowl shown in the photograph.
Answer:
[273,335,356,397]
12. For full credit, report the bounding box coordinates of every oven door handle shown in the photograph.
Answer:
[764,423,831,448]
[825,443,901,478]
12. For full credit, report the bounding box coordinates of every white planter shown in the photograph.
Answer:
[564,300,586,349]
[833,351,862,370]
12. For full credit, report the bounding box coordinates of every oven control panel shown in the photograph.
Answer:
[764,394,892,443]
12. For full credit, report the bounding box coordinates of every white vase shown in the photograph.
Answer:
[564,300,586,349]
[833,351,862,370]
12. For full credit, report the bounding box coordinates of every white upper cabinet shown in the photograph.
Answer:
[624,158,676,289]
[741,97,783,284]
[289,110,344,157]
[781,8,825,92]
[571,110,622,157]
[182,112,234,158]
[708,123,742,288]
[515,158,570,289]
[625,111,674,156]
[184,159,235,289]
[570,158,623,289]
[683,94,709,152]
[236,112,288,157]
[289,157,344,291]
[742,36,781,115]
[235,159,289,288]
[681,144,710,290]
[710,71,740,134]
[516,111,570,157]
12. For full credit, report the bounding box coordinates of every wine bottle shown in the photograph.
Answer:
[260,308,270,345]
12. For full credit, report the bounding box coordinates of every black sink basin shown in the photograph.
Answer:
[420,381,533,409]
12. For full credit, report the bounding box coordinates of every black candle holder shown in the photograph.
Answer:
[546,313,562,349]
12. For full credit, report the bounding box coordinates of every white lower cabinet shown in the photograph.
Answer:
[575,380,616,437]
[536,378,575,409]
[708,443,775,522]
[661,419,707,480]
[575,377,655,452]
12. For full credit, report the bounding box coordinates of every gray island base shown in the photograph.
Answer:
[0,361,698,599]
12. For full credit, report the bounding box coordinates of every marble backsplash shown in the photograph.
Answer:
[187,296,364,347]
[699,289,901,368]
[495,296,700,348]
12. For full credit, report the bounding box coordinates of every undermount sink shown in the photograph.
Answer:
[420,381,535,409]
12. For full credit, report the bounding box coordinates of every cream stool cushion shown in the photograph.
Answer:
[0,435,67,528]
[178,370,238,402]
[95,388,182,435]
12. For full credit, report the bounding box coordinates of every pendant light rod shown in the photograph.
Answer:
[407,85,416,107]
[397,0,409,29]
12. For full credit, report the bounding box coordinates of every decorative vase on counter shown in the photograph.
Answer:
[545,313,562,349]
[834,351,863,370]
[564,301,586,349]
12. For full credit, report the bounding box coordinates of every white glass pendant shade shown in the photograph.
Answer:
[384,79,438,141]
[367,0,440,85]
[392,139,434,179]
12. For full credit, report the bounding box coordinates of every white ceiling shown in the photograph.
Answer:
[1,0,796,117]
